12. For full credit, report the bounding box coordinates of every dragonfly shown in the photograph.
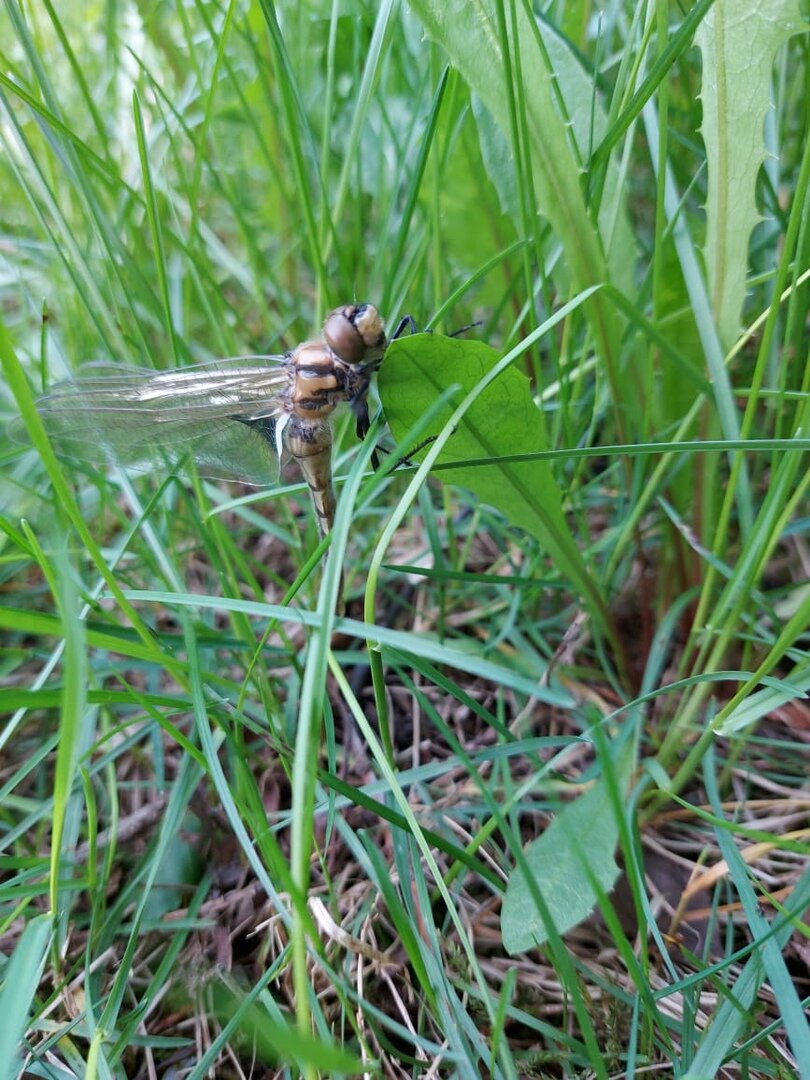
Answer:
[25,303,415,542]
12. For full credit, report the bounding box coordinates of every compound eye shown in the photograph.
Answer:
[324,304,387,364]
[323,309,364,364]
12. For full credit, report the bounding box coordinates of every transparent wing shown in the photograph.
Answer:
[24,356,292,486]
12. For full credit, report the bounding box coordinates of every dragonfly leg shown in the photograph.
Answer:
[390,314,418,340]
[351,399,381,470]
[448,320,483,338]
[396,432,439,466]
[390,314,481,341]
[372,430,450,471]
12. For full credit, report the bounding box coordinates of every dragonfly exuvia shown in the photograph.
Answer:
[27,303,411,541]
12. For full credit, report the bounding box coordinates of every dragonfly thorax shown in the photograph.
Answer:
[288,340,374,423]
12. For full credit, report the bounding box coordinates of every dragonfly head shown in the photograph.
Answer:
[324,303,387,366]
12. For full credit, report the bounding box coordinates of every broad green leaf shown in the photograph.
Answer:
[697,0,806,346]
[428,91,519,310]
[500,777,622,954]
[142,826,205,921]
[408,0,629,407]
[379,333,606,620]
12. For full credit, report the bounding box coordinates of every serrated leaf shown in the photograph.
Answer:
[501,777,622,954]
[379,333,606,620]
[426,90,518,310]
[408,0,628,409]
[697,0,806,346]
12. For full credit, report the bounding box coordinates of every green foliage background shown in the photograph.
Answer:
[1,0,808,1076]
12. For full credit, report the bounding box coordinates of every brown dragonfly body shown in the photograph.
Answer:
[30,303,390,540]
[279,305,386,536]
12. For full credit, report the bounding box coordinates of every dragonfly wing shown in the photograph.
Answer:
[27,357,291,485]
[161,415,284,486]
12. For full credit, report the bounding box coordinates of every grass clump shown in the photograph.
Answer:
[1,1,808,1077]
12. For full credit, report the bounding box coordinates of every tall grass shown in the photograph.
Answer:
[1,1,808,1077]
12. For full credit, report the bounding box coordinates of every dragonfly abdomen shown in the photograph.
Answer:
[284,416,335,539]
